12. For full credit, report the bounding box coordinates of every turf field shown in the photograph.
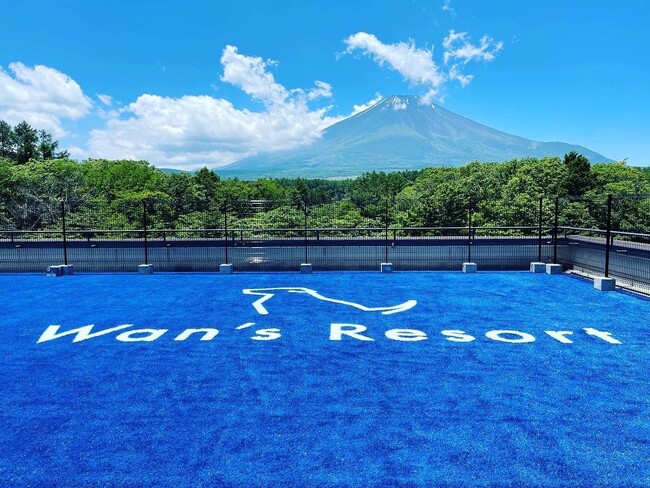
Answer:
[0,272,648,486]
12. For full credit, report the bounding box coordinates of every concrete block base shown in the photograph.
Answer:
[530,262,545,273]
[300,263,313,274]
[594,276,616,291]
[60,264,75,275]
[46,265,63,277]
[546,263,562,275]
[462,262,477,273]
[220,264,233,274]
[380,262,393,273]
[138,264,154,275]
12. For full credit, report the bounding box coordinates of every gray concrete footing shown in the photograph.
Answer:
[594,276,616,291]
[530,262,545,273]
[545,263,562,275]
[380,262,393,273]
[220,264,234,274]
[47,264,75,277]
[46,265,63,277]
[300,263,313,274]
[462,262,477,273]
[60,264,75,275]
[138,264,154,274]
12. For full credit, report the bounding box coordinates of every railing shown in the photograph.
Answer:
[557,227,650,293]
[1,194,649,294]
[0,224,554,272]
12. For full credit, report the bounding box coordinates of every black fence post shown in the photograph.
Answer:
[143,201,149,265]
[303,203,308,264]
[537,196,543,262]
[553,197,559,264]
[224,200,229,264]
[467,197,473,263]
[384,197,389,263]
[605,194,612,277]
[61,199,68,265]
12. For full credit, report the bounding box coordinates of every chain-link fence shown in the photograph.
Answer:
[1,193,649,294]
[556,194,650,293]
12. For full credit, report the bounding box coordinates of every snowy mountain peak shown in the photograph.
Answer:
[378,95,415,111]
[219,95,612,178]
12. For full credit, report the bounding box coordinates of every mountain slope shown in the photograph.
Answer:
[218,95,612,179]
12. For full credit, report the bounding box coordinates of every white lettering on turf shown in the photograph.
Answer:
[236,322,256,330]
[441,330,476,342]
[251,329,281,341]
[385,329,428,342]
[485,330,536,343]
[37,324,135,343]
[583,328,622,344]
[330,323,374,341]
[116,329,168,342]
[544,331,574,344]
[174,328,220,341]
[36,324,624,346]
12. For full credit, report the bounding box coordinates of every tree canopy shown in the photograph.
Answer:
[0,120,648,235]
[0,154,648,235]
[0,120,69,164]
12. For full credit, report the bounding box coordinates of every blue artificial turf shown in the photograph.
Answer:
[0,271,648,486]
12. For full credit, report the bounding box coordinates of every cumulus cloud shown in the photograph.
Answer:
[0,62,92,137]
[343,31,502,103]
[220,45,288,106]
[66,146,87,159]
[443,30,503,65]
[89,46,341,169]
[351,93,384,115]
[306,80,333,101]
[343,32,445,102]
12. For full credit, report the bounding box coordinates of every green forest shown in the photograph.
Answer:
[1,120,650,234]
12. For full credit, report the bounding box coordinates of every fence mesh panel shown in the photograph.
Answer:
[1,193,648,293]
[556,194,650,293]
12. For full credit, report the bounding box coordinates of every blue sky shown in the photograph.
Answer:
[1,0,648,168]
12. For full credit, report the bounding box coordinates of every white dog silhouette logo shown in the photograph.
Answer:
[242,287,417,316]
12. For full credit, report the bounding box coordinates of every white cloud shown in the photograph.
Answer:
[442,0,456,18]
[89,47,342,169]
[220,45,288,106]
[351,93,384,115]
[97,94,113,106]
[443,30,503,65]
[66,146,87,159]
[448,65,473,87]
[344,32,446,102]
[306,81,333,101]
[343,31,503,102]
[0,62,92,137]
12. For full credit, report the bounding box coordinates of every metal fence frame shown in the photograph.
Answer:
[1,194,649,293]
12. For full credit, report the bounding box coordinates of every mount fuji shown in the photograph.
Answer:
[217,95,612,179]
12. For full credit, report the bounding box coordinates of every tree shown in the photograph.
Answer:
[164,172,200,224]
[38,129,69,160]
[194,167,220,210]
[249,178,288,201]
[0,121,15,160]
[0,121,69,163]
[638,166,650,184]
[562,151,591,197]
[290,178,310,208]
[13,121,39,164]
[80,159,166,201]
